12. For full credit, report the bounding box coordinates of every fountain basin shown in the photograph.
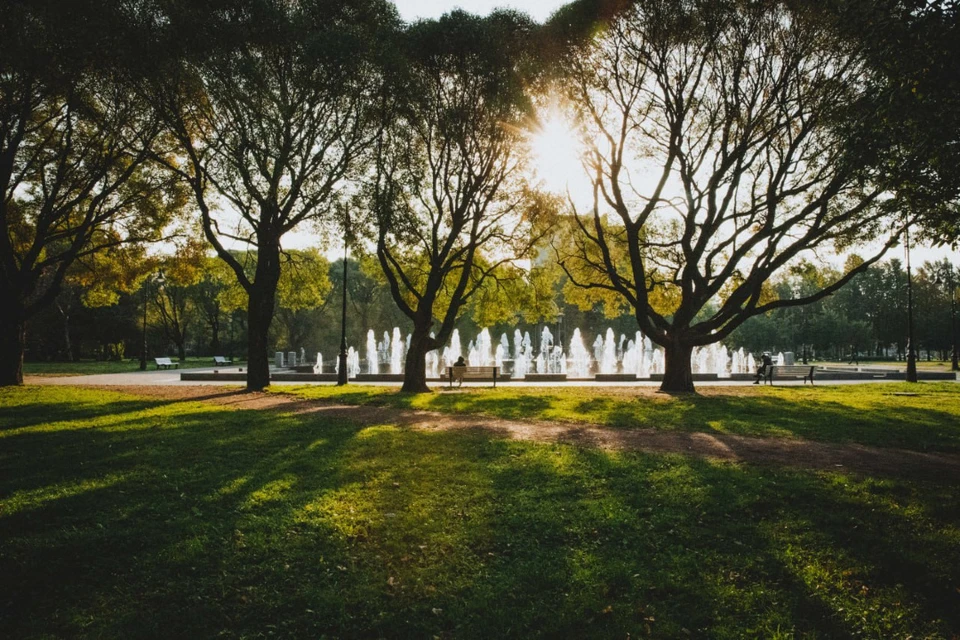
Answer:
[595,374,638,382]
[524,373,567,382]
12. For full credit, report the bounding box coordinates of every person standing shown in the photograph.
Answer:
[754,352,773,384]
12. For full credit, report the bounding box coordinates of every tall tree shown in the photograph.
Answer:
[558,0,906,392]
[0,0,180,386]
[154,0,398,390]
[370,10,542,393]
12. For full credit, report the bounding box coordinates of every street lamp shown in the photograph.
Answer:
[904,224,918,383]
[935,268,959,372]
[799,306,808,364]
[337,210,350,386]
[138,269,165,371]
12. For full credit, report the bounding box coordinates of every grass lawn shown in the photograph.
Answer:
[838,359,958,372]
[278,382,960,453]
[23,357,244,376]
[1,385,959,638]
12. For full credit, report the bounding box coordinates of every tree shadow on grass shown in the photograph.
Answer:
[1,389,958,638]
[421,393,554,421]
[563,393,960,452]
[0,398,164,431]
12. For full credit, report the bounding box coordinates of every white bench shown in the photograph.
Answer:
[448,365,499,388]
[155,357,179,370]
[764,365,815,384]
[213,356,232,366]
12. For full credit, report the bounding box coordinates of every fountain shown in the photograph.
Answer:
[599,328,618,374]
[476,328,493,366]
[651,348,664,374]
[347,347,360,377]
[537,327,556,373]
[568,328,591,378]
[349,323,767,382]
[592,334,604,369]
[425,332,439,378]
[390,327,403,374]
[620,331,640,376]
[314,352,323,374]
[366,330,378,374]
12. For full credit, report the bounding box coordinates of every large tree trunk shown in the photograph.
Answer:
[0,303,26,387]
[57,302,75,361]
[245,243,281,392]
[401,324,433,393]
[659,339,695,393]
[176,339,186,362]
[209,317,221,355]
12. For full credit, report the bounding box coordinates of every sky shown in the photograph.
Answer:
[390,0,567,22]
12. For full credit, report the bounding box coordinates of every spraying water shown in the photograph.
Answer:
[568,329,591,378]
[390,327,403,374]
[366,330,378,374]
[599,328,618,374]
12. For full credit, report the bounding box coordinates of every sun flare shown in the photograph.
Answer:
[529,108,589,197]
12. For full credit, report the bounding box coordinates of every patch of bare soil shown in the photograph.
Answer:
[66,384,960,480]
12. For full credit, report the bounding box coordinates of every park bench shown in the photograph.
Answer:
[213,356,233,366]
[764,364,815,385]
[155,357,179,370]
[448,365,499,388]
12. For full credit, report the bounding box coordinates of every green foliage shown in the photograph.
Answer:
[727,258,958,360]
[1,385,958,637]
[276,248,332,312]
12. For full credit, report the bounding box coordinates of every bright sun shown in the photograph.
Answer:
[529,107,589,198]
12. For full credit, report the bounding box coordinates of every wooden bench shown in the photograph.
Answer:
[154,357,179,370]
[764,364,815,384]
[448,365,499,388]
[213,356,233,366]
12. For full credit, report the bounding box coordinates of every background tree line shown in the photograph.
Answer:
[23,249,960,372]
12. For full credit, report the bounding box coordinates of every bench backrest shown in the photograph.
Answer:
[155,357,172,365]
[214,356,228,364]
[771,365,814,373]
[449,365,497,376]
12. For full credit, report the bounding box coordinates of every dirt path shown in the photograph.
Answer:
[65,383,960,480]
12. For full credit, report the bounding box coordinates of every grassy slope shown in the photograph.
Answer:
[1,386,959,639]
[278,383,960,453]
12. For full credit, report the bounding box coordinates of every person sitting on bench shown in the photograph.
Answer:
[452,356,467,387]
[754,352,773,384]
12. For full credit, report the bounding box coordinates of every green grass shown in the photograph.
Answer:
[23,357,244,376]
[1,385,959,638]
[277,382,960,453]
[839,359,957,372]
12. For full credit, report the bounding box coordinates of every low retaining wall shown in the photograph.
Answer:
[180,367,957,384]
[523,374,568,382]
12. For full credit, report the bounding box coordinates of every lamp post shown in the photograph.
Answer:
[904,224,918,383]
[138,270,165,371]
[337,211,350,386]
[799,306,807,365]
